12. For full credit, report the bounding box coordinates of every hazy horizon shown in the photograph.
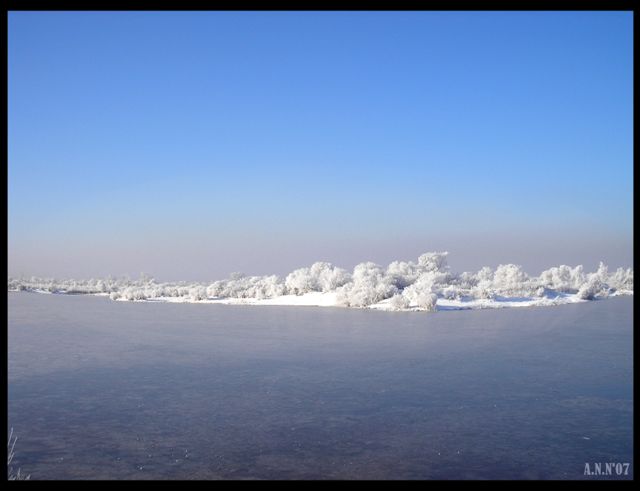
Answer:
[8,233,632,283]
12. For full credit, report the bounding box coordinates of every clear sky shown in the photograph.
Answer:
[8,11,633,281]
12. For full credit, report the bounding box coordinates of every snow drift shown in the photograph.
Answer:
[7,252,633,312]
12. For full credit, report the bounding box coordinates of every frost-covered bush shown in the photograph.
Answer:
[417,251,449,273]
[121,286,147,301]
[189,286,208,301]
[464,267,494,299]
[242,275,286,299]
[538,265,585,293]
[8,278,25,291]
[609,267,634,292]
[594,262,609,283]
[477,266,493,283]
[403,288,438,311]
[401,274,437,309]
[337,253,449,309]
[442,286,460,300]
[205,274,286,299]
[492,264,531,295]
[472,285,496,300]
[337,262,398,307]
[456,271,479,290]
[284,267,315,295]
[418,292,438,311]
[386,260,420,289]
[285,262,350,295]
[7,428,29,480]
[206,281,225,298]
[389,293,410,310]
[573,262,629,299]
[577,276,607,300]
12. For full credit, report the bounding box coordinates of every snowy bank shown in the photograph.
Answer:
[8,252,633,312]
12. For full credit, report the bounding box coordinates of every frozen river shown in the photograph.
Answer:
[7,292,633,479]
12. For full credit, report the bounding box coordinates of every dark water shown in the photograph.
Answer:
[7,292,633,480]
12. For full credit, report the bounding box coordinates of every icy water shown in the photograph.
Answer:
[7,292,633,480]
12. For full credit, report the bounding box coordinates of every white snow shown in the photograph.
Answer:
[7,252,633,313]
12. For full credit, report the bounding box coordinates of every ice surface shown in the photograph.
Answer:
[7,293,634,479]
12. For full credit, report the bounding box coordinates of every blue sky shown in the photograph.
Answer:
[8,11,633,280]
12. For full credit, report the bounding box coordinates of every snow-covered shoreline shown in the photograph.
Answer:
[7,252,633,313]
[9,288,634,313]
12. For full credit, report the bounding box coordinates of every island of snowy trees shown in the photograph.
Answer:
[8,252,633,312]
